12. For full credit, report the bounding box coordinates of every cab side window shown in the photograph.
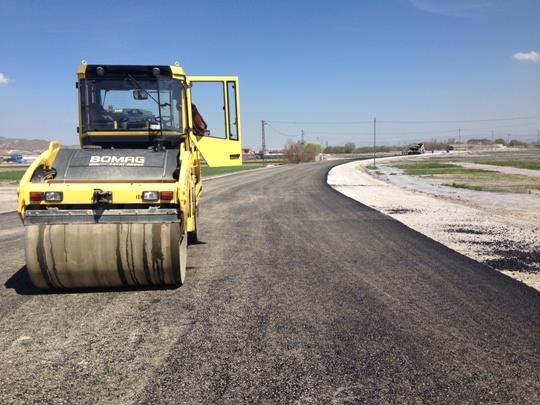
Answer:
[190,82,226,139]
[227,81,238,141]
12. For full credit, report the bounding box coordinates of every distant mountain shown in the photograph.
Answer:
[0,136,52,155]
[0,136,78,155]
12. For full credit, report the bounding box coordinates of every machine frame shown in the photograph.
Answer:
[17,62,243,289]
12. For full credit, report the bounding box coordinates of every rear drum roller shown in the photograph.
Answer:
[25,223,187,289]
[178,228,187,284]
[188,189,198,245]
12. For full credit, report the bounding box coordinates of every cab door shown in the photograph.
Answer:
[187,76,242,167]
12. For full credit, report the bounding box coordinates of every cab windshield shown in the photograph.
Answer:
[80,77,184,132]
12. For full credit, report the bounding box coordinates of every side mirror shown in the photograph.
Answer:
[133,90,148,100]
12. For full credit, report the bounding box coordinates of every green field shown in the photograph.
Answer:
[392,161,489,176]
[470,160,540,170]
[201,163,265,177]
[442,173,540,193]
[389,156,540,193]
[440,150,540,171]
[0,170,25,182]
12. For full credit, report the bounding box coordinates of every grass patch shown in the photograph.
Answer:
[446,183,484,191]
[445,181,540,193]
[0,170,25,182]
[392,161,489,176]
[391,156,540,193]
[441,150,540,171]
[441,171,540,193]
[472,160,540,170]
[201,163,265,177]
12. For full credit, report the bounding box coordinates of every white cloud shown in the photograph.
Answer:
[513,51,540,62]
[409,0,491,17]
[0,73,8,84]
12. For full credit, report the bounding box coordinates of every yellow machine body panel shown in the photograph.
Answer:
[187,76,243,167]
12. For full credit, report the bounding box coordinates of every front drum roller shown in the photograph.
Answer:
[25,223,187,289]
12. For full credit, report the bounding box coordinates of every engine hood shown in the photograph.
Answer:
[37,148,179,183]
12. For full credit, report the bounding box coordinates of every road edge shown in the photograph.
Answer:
[326,158,540,292]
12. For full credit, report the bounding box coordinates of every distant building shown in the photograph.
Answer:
[242,148,258,160]
[449,143,501,151]
[261,151,284,159]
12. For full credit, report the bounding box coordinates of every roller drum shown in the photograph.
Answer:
[25,223,187,289]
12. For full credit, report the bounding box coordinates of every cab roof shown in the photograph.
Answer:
[77,63,186,79]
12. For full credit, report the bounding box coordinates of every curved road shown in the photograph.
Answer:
[0,161,538,403]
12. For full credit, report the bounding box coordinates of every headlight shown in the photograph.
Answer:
[142,191,159,201]
[43,192,63,202]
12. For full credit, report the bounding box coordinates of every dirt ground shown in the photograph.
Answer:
[0,187,17,214]
[328,154,540,291]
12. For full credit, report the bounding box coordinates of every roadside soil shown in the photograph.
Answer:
[328,156,540,291]
[0,186,17,214]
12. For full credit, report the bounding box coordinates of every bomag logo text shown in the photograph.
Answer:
[89,156,145,166]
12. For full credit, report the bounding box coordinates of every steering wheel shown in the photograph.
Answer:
[155,115,172,127]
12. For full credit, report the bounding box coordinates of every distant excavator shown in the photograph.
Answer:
[407,143,425,155]
[17,61,242,289]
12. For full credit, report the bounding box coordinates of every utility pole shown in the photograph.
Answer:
[261,120,267,163]
[373,117,377,168]
[301,129,305,145]
[458,128,461,143]
[537,129,539,145]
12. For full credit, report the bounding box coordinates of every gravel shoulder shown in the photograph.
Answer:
[328,157,540,290]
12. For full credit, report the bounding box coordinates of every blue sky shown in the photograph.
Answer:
[0,0,539,149]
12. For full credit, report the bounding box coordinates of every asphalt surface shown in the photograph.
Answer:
[0,161,539,404]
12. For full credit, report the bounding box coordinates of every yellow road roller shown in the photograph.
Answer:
[17,61,243,289]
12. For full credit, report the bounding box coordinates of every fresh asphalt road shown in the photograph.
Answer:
[0,161,538,404]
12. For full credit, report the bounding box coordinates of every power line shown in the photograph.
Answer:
[265,122,301,138]
[266,120,372,125]
[379,115,540,124]
[269,121,540,137]
[261,115,540,149]
[266,115,540,125]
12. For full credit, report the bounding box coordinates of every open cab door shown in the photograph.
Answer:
[187,76,242,167]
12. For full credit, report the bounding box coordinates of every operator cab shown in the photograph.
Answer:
[78,64,186,149]
[76,62,243,167]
